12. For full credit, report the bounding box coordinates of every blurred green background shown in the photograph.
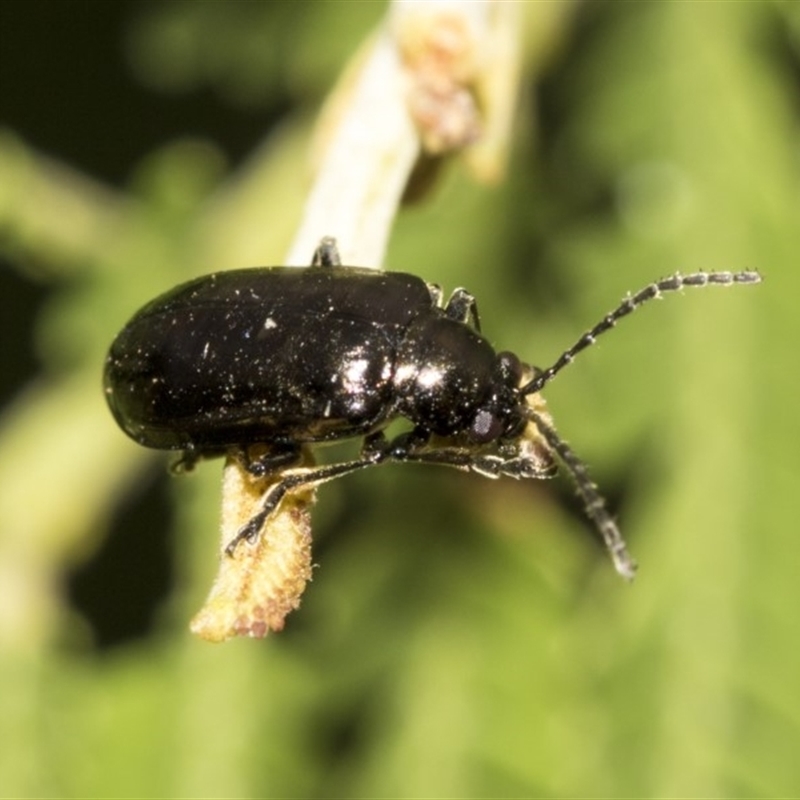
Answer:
[1,1,798,797]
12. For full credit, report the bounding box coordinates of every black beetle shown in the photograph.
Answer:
[104,238,760,579]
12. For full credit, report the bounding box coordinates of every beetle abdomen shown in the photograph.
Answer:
[104,267,433,450]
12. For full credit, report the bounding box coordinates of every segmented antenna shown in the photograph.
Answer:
[522,270,761,397]
[527,409,637,581]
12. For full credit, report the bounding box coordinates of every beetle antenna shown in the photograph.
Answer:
[526,409,637,580]
[521,270,761,397]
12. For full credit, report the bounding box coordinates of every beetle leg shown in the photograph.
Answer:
[425,282,444,307]
[225,433,555,555]
[358,430,392,458]
[238,443,303,478]
[379,431,555,480]
[170,447,226,474]
[310,236,341,267]
[171,449,204,474]
[408,448,511,477]
[226,448,391,555]
[399,444,499,474]
[228,430,425,554]
[443,288,481,331]
[379,427,431,458]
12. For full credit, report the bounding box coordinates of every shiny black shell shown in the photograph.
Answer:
[104,265,503,452]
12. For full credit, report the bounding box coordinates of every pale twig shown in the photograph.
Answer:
[200,0,522,639]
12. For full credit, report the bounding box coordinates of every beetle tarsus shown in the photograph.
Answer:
[311,236,341,267]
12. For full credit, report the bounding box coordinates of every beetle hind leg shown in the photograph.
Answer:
[225,438,391,555]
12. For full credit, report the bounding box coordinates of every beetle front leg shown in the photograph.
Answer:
[382,434,556,480]
[393,446,513,478]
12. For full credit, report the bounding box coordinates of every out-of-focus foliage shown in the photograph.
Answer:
[1,2,798,797]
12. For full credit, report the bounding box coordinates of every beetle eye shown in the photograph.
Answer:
[470,409,502,443]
